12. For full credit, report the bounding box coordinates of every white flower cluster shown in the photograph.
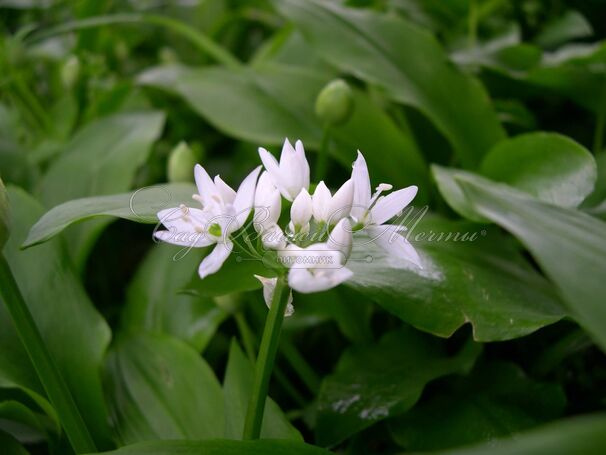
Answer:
[155,139,420,310]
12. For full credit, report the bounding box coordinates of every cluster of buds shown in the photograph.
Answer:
[155,139,420,312]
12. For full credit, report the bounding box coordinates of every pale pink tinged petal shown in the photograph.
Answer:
[312,181,331,222]
[367,224,422,267]
[288,266,353,293]
[232,166,262,231]
[328,179,354,223]
[351,151,371,221]
[198,241,233,279]
[194,164,218,205]
[295,140,310,190]
[370,185,418,225]
[213,175,236,204]
[254,275,295,316]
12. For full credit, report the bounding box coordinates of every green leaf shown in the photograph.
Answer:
[87,438,331,455]
[389,362,566,450]
[223,340,302,441]
[480,132,597,207]
[139,64,428,192]
[37,111,165,266]
[315,327,481,446]
[122,243,229,352]
[0,178,8,249]
[456,176,606,351]
[0,400,57,444]
[23,183,196,248]
[413,414,606,455]
[534,10,593,49]
[347,217,565,341]
[103,332,224,445]
[276,0,505,167]
[2,187,112,445]
[431,166,490,223]
[0,430,29,455]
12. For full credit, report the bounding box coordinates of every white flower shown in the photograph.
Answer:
[254,275,294,316]
[155,164,261,279]
[290,188,312,233]
[254,171,286,249]
[351,151,421,267]
[327,218,353,259]
[312,179,354,225]
[258,138,310,201]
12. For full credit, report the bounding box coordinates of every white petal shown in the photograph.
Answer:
[194,164,219,207]
[327,179,354,224]
[154,230,214,248]
[280,138,304,199]
[290,188,313,228]
[369,186,417,225]
[259,147,291,200]
[294,139,310,192]
[254,171,281,228]
[213,175,236,204]
[367,224,421,267]
[254,275,294,316]
[351,151,371,221]
[232,166,262,231]
[198,241,233,279]
[312,181,331,222]
[327,218,353,261]
[259,223,287,250]
[288,266,353,293]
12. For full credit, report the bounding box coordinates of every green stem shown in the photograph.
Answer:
[25,13,240,69]
[315,127,331,182]
[243,275,290,440]
[0,255,96,454]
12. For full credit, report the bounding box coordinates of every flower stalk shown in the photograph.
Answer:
[243,274,290,440]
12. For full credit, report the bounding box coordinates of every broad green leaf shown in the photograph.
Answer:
[0,178,8,249]
[23,183,196,248]
[276,0,505,167]
[315,327,481,446]
[534,10,593,49]
[456,176,606,351]
[415,414,606,455]
[2,187,112,445]
[122,243,229,352]
[103,332,224,445]
[347,217,565,341]
[88,438,331,455]
[139,64,428,193]
[389,362,566,450]
[480,133,597,207]
[0,430,28,455]
[37,111,165,267]
[0,400,57,444]
[223,341,301,441]
[431,166,490,223]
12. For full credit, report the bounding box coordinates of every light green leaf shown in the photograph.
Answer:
[87,438,331,455]
[103,332,224,445]
[122,243,229,352]
[415,414,606,455]
[276,0,505,167]
[23,183,196,248]
[389,362,566,450]
[480,132,597,207]
[223,341,302,441]
[315,327,481,446]
[347,217,565,341]
[2,187,112,445]
[37,111,165,266]
[456,176,606,351]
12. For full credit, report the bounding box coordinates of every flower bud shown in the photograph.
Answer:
[167,141,198,183]
[315,79,354,126]
[328,218,353,261]
[290,188,312,230]
[61,55,80,89]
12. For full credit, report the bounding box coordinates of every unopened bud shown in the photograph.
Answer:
[315,79,354,126]
[167,141,198,183]
[61,55,80,89]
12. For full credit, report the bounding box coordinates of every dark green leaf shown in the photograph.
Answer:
[276,0,505,166]
[0,430,29,455]
[315,327,481,446]
[103,332,224,445]
[0,400,56,444]
[0,178,8,249]
[389,362,566,450]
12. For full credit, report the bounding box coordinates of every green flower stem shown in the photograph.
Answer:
[243,275,290,440]
[315,127,331,182]
[0,255,96,454]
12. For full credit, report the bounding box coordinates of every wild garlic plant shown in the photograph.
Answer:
[154,138,420,438]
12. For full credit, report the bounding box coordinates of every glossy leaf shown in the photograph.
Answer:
[389,362,566,450]
[346,217,565,341]
[480,132,597,207]
[23,183,196,248]
[103,332,224,445]
[2,187,112,445]
[315,327,481,446]
[223,341,301,440]
[456,176,606,351]
[122,243,229,352]
[89,438,331,455]
[37,111,165,266]
[276,0,505,166]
